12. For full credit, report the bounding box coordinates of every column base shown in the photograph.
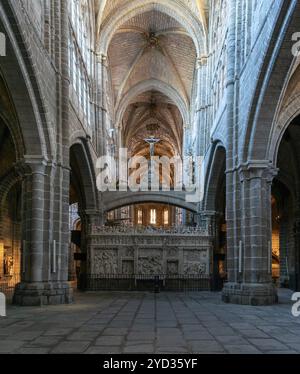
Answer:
[13,282,74,306]
[222,282,278,306]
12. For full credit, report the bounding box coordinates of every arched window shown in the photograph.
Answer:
[69,0,94,133]
[150,209,157,225]
[163,210,169,226]
[137,210,143,225]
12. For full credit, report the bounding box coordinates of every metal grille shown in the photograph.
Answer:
[82,274,211,292]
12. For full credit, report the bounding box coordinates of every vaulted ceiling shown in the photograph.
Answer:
[123,90,183,158]
[94,0,208,157]
[108,10,196,109]
[95,0,209,36]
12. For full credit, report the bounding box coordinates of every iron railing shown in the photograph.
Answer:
[81,273,212,292]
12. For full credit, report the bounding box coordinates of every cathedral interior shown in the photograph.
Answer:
[1,0,300,314]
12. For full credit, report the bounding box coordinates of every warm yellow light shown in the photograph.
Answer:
[150,209,157,225]
[137,209,143,225]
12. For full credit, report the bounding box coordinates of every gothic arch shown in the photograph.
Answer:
[269,94,300,166]
[116,79,189,127]
[0,2,51,158]
[241,1,300,163]
[202,142,226,212]
[0,79,23,160]
[103,191,197,213]
[70,139,98,211]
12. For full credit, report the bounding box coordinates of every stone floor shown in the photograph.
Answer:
[0,289,300,354]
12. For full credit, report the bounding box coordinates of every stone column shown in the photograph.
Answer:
[183,124,191,159]
[14,160,46,304]
[293,216,300,291]
[13,159,73,306]
[200,210,221,290]
[25,161,45,283]
[222,163,278,305]
[196,55,209,157]
[96,53,108,156]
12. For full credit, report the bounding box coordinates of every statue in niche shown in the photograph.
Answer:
[122,261,134,275]
[3,254,13,276]
[167,261,178,275]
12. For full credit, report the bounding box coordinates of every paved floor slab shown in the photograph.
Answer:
[0,289,299,354]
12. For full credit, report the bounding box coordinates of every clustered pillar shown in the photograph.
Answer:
[222,163,278,305]
[13,160,73,306]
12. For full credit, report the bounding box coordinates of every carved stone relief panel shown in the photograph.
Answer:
[138,249,163,275]
[183,262,207,275]
[183,249,209,275]
[93,249,118,274]
[90,239,211,276]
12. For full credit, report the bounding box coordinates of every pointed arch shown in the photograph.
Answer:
[0,2,50,158]
[202,142,226,212]
[116,79,188,127]
[70,139,98,211]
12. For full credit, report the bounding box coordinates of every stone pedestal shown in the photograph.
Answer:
[13,282,73,306]
[222,282,278,306]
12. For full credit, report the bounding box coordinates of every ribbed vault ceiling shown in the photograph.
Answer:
[95,0,208,158]
[123,90,183,158]
[107,7,197,107]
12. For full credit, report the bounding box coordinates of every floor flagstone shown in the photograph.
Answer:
[0,289,299,354]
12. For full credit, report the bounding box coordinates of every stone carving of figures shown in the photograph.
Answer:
[184,262,206,275]
[138,256,162,275]
[94,250,118,274]
[3,255,13,276]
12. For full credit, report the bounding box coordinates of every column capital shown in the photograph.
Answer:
[196,55,208,69]
[16,156,49,175]
[238,161,278,183]
[96,53,108,66]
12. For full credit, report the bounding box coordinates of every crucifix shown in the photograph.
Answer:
[144,136,160,188]
[144,136,160,157]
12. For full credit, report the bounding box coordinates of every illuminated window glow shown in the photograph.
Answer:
[150,209,157,225]
[138,210,143,225]
[164,210,169,226]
